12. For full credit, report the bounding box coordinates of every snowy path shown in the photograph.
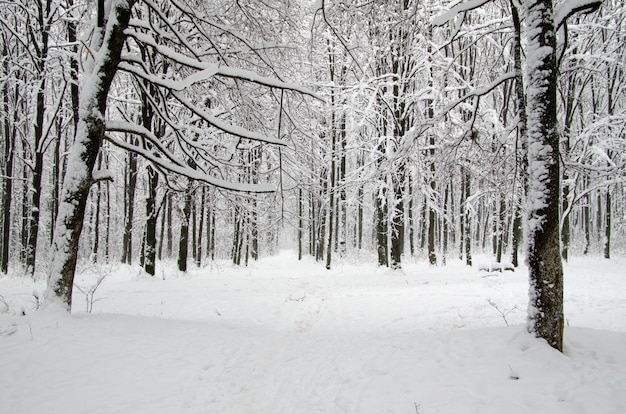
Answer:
[1,252,625,413]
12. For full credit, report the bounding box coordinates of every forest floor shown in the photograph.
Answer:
[1,251,625,414]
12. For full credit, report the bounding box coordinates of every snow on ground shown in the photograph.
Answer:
[1,251,625,414]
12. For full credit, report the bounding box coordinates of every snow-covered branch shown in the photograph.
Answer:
[170,91,287,146]
[104,134,276,193]
[432,0,493,27]
[105,120,187,169]
[444,72,515,113]
[555,0,603,30]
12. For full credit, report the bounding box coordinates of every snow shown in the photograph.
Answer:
[432,0,492,27]
[2,252,625,413]
[554,0,602,29]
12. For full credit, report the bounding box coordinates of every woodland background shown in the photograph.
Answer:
[0,0,623,280]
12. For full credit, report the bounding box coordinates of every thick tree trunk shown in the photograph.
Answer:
[46,1,134,309]
[525,0,564,352]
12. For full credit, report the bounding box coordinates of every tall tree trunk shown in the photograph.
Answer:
[390,175,404,269]
[196,187,205,267]
[158,189,167,260]
[325,136,336,270]
[178,182,192,272]
[26,18,51,275]
[339,113,347,257]
[525,0,564,352]
[105,175,110,262]
[121,146,137,264]
[298,187,303,260]
[21,144,28,265]
[510,0,528,268]
[191,195,197,263]
[408,179,415,257]
[51,117,62,244]
[1,75,16,273]
[582,177,591,255]
[93,181,101,262]
[442,183,450,264]
[144,166,158,276]
[210,207,216,261]
[167,192,173,258]
[47,1,134,309]
[604,190,611,259]
[463,167,472,266]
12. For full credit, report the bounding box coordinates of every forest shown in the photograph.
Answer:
[1,1,626,412]
[1,0,624,340]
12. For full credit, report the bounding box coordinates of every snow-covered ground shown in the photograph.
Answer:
[1,251,625,414]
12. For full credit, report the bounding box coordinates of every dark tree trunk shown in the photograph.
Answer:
[210,207,216,261]
[525,0,564,352]
[191,195,197,263]
[167,192,173,257]
[21,145,28,264]
[47,1,134,309]
[496,195,505,263]
[511,205,523,268]
[604,190,611,259]
[376,190,388,267]
[51,117,62,245]
[196,186,205,267]
[583,177,590,255]
[178,182,192,272]
[463,167,472,266]
[510,0,528,269]
[390,177,404,269]
[316,170,327,262]
[144,166,158,276]
[408,179,415,257]
[93,181,101,262]
[26,30,50,275]
[442,183,450,263]
[121,147,137,264]
[325,138,336,270]
[158,190,167,260]
[1,75,16,274]
[298,187,303,260]
[427,205,436,265]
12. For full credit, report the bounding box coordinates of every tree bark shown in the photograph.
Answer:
[196,187,205,267]
[1,70,16,274]
[178,182,192,271]
[604,190,611,259]
[121,146,137,264]
[46,0,134,309]
[144,166,158,275]
[525,0,564,352]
